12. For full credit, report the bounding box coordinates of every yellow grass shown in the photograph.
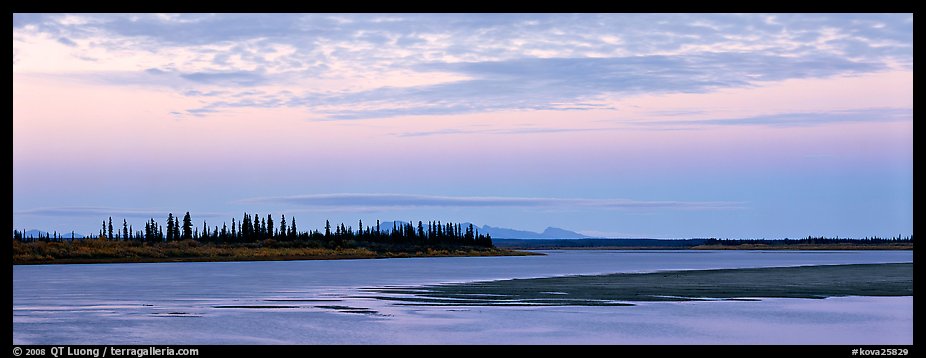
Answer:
[12,240,535,264]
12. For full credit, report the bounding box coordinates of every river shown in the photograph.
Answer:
[13,250,912,344]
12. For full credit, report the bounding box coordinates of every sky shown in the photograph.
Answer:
[13,13,912,238]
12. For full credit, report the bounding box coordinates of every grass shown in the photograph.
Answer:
[369,263,913,306]
[11,239,537,265]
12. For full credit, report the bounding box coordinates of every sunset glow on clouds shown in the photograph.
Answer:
[13,14,912,238]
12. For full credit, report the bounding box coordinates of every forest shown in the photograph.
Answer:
[11,212,509,264]
[12,212,494,247]
[494,236,913,250]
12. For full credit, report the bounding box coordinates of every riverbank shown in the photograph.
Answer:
[692,243,912,250]
[492,238,912,250]
[12,239,537,265]
[371,262,913,306]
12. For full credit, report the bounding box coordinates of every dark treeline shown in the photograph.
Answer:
[12,212,494,248]
[703,235,913,246]
[493,236,913,250]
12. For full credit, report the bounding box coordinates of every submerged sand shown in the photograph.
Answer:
[371,263,912,306]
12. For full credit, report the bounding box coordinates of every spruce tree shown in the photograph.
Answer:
[290,217,296,239]
[182,212,193,241]
[267,214,274,239]
[123,219,129,241]
[174,217,181,241]
[166,213,175,242]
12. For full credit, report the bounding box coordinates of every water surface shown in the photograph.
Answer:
[13,250,912,344]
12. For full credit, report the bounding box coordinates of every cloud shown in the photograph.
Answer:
[27,68,271,93]
[13,14,912,120]
[642,107,912,128]
[179,70,268,86]
[395,126,605,137]
[16,207,227,219]
[239,193,744,210]
[56,37,77,46]
[296,53,883,120]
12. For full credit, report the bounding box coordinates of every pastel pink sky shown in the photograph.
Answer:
[13,14,912,238]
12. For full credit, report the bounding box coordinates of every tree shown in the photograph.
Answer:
[182,212,193,241]
[325,220,331,238]
[166,213,175,242]
[280,215,287,238]
[108,217,114,240]
[290,217,296,239]
[174,217,181,241]
[267,214,274,240]
[242,213,252,242]
[122,219,129,241]
[145,218,161,243]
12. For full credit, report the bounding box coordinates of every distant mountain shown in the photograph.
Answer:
[540,227,588,238]
[370,221,409,233]
[361,221,587,239]
[480,225,588,239]
[14,229,85,239]
[492,238,708,249]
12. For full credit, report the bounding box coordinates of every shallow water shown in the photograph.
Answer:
[13,250,912,344]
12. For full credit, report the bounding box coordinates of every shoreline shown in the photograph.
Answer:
[12,249,540,265]
[12,241,910,265]
[690,244,913,250]
[12,239,539,265]
[498,244,912,251]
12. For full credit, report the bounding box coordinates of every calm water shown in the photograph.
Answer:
[13,250,912,344]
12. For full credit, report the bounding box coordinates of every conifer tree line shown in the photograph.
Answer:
[12,212,494,247]
[702,235,913,246]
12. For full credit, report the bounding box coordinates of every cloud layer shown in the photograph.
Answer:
[13,13,912,120]
[240,193,744,210]
[16,207,226,218]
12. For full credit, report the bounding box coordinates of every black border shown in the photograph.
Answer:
[10,7,917,356]
[8,345,917,357]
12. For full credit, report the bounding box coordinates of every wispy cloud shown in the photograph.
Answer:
[395,126,606,137]
[641,107,912,128]
[13,13,911,121]
[239,193,744,210]
[16,207,227,218]
[56,36,77,47]
[179,70,267,86]
[245,53,885,120]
